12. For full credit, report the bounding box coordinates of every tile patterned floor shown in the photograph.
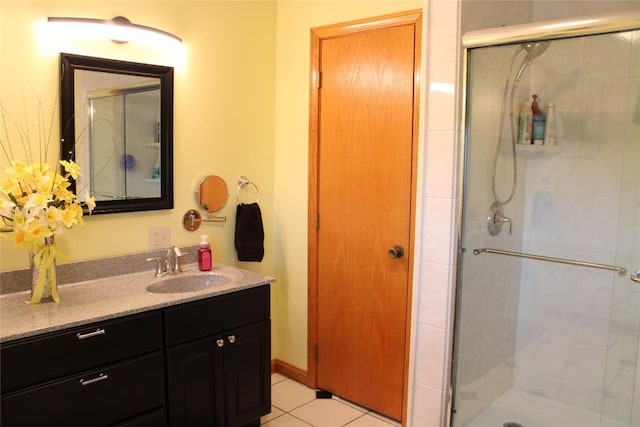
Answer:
[261,374,400,427]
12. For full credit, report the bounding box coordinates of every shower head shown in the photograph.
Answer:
[522,41,551,60]
[514,41,552,83]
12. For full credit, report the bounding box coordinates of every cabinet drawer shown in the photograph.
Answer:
[1,352,165,427]
[164,285,270,346]
[1,310,162,393]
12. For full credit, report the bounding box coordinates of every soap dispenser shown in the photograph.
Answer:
[198,235,212,271]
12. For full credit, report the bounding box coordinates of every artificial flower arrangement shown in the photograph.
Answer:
[0,98,96,304]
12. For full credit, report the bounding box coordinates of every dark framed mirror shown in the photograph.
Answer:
[60,53,174,214]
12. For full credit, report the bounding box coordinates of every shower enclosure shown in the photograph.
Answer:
[452,12,640,427]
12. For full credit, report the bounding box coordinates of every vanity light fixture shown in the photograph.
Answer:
[46,16,182,49]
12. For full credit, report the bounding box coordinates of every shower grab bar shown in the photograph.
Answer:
[472,248,627,277]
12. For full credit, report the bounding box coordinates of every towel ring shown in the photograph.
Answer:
[237,176,260,203]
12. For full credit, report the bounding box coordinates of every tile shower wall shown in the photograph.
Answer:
[515,31,640,424]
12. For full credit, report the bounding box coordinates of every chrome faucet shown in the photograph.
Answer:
[146,246,186,277]
[168,246,186,274]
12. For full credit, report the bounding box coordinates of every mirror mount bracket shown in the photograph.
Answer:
[182,209,226,232]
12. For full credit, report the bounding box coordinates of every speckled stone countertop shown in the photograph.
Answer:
[0,262,274,343]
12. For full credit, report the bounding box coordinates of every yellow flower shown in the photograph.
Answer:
[60,205,79,228]
[12,229,27,247]
[24,221,52,242]
[60,160,80,180]
[24,192,50,212]
[44,207,61,226]
[11,209,26,228]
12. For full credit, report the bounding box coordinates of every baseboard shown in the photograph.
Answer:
[271,359,309,386]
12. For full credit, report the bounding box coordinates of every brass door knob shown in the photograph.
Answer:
[388,245,404,258]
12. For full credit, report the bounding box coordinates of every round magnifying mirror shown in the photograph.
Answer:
[195,175,229,212]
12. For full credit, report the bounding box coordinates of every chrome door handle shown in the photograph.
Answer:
[388,245,404,258]
[632,270,640,284]
[80,373,108,386]
[76,328,106,340]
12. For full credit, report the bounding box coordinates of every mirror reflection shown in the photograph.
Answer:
[195,175,229,213]
[81,73,161,201]
[60,53,174,214]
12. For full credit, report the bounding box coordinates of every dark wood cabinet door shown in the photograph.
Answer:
[166,320,270,427]
[223,320,271,427]
[166,337,225,427]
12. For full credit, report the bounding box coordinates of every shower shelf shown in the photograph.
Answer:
[516,144,562,157]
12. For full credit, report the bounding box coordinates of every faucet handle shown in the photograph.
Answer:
[494,212,512,235]
[146,257,166,277]
[171,247,188,274]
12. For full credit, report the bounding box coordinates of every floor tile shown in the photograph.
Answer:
[272,373,289,385]
[290,398,366,427]
[345,413,398,426]
[272,379,317,412]
[262,413,313,427]
[261,406,285,424]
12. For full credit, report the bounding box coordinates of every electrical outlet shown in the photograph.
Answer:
[149,226,171,250]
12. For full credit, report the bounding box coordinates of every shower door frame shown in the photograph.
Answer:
[451,10,640,427]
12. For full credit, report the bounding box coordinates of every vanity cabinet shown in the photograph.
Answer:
[0,311,166,426]
[0,284,271,427]
[165,286,271,427]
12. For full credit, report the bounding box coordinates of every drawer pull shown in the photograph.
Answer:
[76,328,106,340]
[80,373,109,386]
[228,335,236,344]
[216,339,225,347]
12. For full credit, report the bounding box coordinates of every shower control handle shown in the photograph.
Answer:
[632,270,640,284]
[388,245,404,259]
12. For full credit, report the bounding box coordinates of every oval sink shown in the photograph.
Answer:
[146,272,230,294]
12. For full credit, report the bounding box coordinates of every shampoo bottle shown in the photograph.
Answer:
[531,94,545,145]
[518,101,532,144]
[544,102,556,145]
[198,235,212,271]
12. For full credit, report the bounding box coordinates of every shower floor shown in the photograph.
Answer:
[463,388,627,427]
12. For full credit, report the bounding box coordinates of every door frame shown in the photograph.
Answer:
[307,9,422,422]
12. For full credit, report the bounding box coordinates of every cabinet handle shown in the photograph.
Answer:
[80,373,109,386]
[216,339,225,347]
[228,335,236,344]
[76,328,106,340]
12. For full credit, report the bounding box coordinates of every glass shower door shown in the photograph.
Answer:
[452,27,640,427]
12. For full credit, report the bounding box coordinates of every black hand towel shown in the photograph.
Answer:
[234,203,264,262]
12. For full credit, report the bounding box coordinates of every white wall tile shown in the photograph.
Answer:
[418,261,452,328]
[415,323,447,389]
[426,61,458,131]
[424,130,457,199]
[421,197,456,265]
[410,382,447,427]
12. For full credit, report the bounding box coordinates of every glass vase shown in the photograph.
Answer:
[28,236,59,304]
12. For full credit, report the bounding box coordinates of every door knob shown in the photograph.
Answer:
[388,245,404,258]
[216,339,224,347]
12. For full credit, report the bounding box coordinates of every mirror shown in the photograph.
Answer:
[183,176,228,231]
[60,53,174,214]
[195,175,229,212]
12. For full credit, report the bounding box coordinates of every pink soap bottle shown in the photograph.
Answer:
[198,235,212,271]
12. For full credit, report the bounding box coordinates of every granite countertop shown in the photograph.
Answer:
[0,263,274,343]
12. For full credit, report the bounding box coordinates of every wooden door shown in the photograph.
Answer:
[308,10,421,422]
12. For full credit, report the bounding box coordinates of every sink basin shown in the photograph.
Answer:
[145,272,231,294]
